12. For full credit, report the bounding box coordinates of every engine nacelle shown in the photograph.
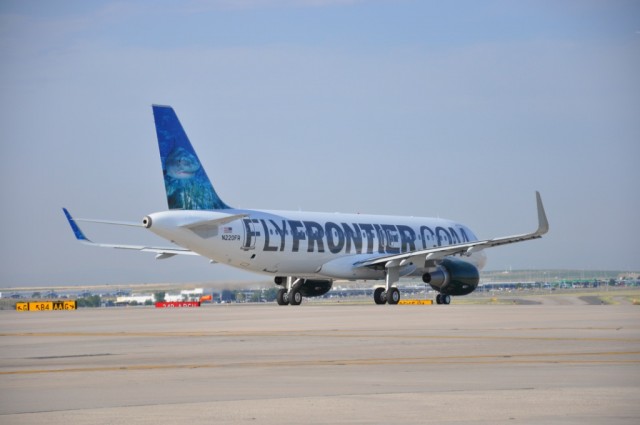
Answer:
[298,279,333,297]
[422,258,479,296]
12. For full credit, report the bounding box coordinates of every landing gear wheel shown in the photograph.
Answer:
[276,288,289,306]
[289,288,302,306]
[373,287,386,305]
[387,287,400,305]
[442,294,451,305]
[436,294,442,305]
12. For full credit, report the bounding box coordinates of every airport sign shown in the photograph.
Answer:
[15,301,77,311]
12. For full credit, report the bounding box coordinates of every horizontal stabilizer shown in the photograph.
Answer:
[179,213,248,239]
[72,218,143,227]
[62,208,197,258]
[180,213,248,229]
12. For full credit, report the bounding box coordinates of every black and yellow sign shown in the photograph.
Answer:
[398,299,433,305]
[16,301,77,311]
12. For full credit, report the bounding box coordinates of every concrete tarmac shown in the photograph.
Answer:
[1,303,639,424]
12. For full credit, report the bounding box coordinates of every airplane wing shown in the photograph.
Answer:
[355,191,549,269]
[62,208,199,260]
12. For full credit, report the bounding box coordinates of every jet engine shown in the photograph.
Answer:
[422,258,479,296]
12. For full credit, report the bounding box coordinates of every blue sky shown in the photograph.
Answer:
[1,0,638,287]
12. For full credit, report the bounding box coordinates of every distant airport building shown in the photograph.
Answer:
[116,289,205,305]
[116,295,154,305]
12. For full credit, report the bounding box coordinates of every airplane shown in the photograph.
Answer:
[64,105,549,306]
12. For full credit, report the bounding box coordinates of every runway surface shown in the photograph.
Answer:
[1,303,639,424]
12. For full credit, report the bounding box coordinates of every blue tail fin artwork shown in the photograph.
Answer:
[152,105,230,210]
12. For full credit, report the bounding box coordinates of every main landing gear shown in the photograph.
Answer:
[435,294,451,305]
[372,261,402,305]
[275,277,303,306]
[373,287,400,305]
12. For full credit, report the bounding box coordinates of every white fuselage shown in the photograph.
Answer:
[145,209,487,280]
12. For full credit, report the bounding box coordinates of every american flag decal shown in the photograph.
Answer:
[223,226,233,234]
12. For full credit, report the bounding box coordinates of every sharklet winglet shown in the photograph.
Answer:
[535,191,549,236]
[62,208,91,242]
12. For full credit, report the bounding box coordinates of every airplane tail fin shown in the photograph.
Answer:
[152,105,231,210]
